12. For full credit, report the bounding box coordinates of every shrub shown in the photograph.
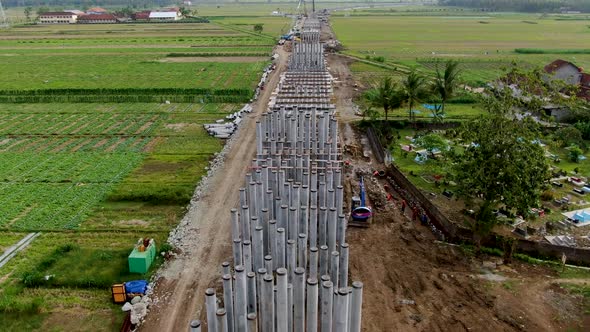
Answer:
[554,126,583,148]
[540,190,555,201]
[569,145,583,163]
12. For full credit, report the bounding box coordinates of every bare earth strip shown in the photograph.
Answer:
[139,46,288,332]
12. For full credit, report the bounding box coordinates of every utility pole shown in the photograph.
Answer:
[0,0,8,28]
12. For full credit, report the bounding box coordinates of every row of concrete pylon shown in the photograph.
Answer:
[192,16,363,332]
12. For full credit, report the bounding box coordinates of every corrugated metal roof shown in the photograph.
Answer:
[149,12,178,18]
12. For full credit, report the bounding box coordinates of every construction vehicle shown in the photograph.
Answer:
[349,176,373,227]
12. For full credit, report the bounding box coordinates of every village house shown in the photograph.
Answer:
[38,12,78,24]
[544,59,590,101]
[132,11,151,20]
[77,13,118,24]
[149,8,182,21]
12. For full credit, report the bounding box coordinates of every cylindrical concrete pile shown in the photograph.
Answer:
[201,17,363,332]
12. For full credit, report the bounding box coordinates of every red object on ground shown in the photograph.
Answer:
[387,193,393,201]
[373,170,379,176]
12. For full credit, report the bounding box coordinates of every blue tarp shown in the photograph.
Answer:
[422,104,440,110]
[125,280,148,294]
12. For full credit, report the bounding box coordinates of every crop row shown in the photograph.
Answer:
[4,36,274,47]
[0,88,251,96]
[0,102,239,114]
[0,136,153,153]
[0,112,163,136]
[0,94,251,104]
[0,182,111,230]
[0,152,142,184]
[0,57,267,90]
[0,152,143,230]
[166,52,270,57]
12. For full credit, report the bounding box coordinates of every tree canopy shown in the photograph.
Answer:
[453,116,550,215]
[364,76,403,121]
[431,60,462,116]
[402,70,431,123]
[439,0,590,13]
[415,133,448,157]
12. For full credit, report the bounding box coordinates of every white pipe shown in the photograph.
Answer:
[205,288,218,332]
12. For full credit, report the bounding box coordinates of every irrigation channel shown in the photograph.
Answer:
[192,16,363,332]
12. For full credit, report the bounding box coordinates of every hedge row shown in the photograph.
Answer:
[0,87,251,96]
[515,48,590,54]
[0,94,250,103]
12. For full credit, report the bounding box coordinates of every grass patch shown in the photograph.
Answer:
[21,244,157,289]
[0,313,46,329]
[560,284,590,314]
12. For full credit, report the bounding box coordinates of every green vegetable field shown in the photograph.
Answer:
[0,9,290,330]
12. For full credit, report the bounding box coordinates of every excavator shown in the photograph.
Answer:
[349,176,373,227]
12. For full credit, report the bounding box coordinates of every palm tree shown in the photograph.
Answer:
[364,76,402,121]
[431,60,461,116]
[402,69,430,123]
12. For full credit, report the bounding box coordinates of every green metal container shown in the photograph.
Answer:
[128,240,156,274]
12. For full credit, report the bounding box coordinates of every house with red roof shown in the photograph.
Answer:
[132,11,151,20]
[544,59,590,101]
[77,13,118,24]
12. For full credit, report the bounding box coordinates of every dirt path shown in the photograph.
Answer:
[139,46,289,332]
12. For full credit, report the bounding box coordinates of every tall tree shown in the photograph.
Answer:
[453,116,550,249]
[431,60,461,116]
[402,70,430,123]
[24,6,32,21]
[364,76,402,121]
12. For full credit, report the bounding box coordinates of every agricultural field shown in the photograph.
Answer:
[0,101,239,328]
[332,12,590,86]
[0,6,288,331]
[0,22,276,93]
[0,102,236,232]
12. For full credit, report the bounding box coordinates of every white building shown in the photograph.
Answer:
[149,11,182,21]
[39,12,77,24]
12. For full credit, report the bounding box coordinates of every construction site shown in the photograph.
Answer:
[135,10,590,332]
[1,1,590,331]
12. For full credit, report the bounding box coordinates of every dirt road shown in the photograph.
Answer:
[140,46,289,332]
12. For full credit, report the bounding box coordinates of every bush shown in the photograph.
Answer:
[574,121,590,140]
[373,56,385,63]
[554,126,584,148]
[540,190,555,201]
[569,145,583,163]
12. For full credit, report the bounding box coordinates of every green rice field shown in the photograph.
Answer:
[332,13,590,85]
